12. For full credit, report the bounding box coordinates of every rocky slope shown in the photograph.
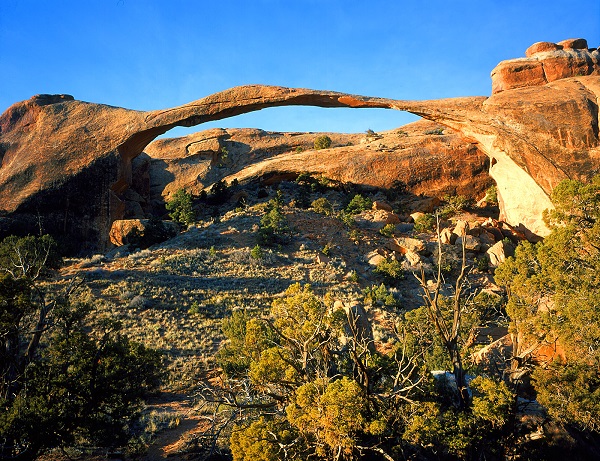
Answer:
[1,39,598,249]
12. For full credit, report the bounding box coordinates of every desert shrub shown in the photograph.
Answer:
[438,194,471,219]
[374,257,404,283]
[314,135,332,150]
[475,255,489,272]
[413,213,435,233]
[424,127,444,135]
[339,211,355,228]
[362,283,400,308]
[311,197,334,216]
[495,176,600,432]
[0,267,162,459]
[348,228,362,242]
[250,244,264,260]
[230,416,298,461]
[345,194,372,215]
[379,223,395,237]
[166,189,195,226]
[258,192,290,246]
[218,146,229,167]
[485,185,498,204]
[0,234,61,279]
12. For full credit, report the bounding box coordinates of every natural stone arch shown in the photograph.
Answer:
[2,77,600,249]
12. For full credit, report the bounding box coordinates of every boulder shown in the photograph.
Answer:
[404,250,421,266]
[109,219,179,247]
[408,196,440,213]
[440,227,457,245]
[342,301,374,350]
[557,38,588,50]
[478,229,497,247]
[456,235,481,252]
[366,251,387,266]
[355,209,400,229]
[453,220,469,237]
[409,212,425,223]
[486,240,515,266]
[372,200,393,212]
[110,220,145,246]
[388,236,426,254]
[525,41,562,57]
[316,253,331,265]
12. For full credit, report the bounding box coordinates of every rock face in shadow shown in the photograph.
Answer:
[1,40,599,249]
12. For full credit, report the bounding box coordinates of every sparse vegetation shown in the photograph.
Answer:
[438,194,471,218]
[0,235,162,460]
[374,257,404,282]
[258,191,290,246]
[6,171,600,460]
[485,184,498,204]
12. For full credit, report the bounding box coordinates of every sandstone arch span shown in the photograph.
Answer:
[1,77,600,248]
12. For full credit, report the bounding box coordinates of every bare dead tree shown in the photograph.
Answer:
[414,216,472,408]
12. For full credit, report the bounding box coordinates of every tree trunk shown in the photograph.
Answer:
[448,339,470,408]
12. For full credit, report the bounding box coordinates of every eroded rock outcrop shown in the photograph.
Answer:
[143,119,491,205]
[491,38,600,94]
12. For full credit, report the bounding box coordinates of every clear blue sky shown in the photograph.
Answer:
[1,0,599,136]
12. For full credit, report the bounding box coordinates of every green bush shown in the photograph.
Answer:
[250,244,264,260]
[314,135,332,150]
[321,244,332,256]
[413,213,435,233]
[166,189,195,226]
[438,194,471,219]
[345,194,372,215]
[258,192,290,246]
[379,223,396,237]
[374,257,404,282]
[0,276,162,459]
[485,185,498,204]
[363,283,400,308]
[0,234,61,279]
[311,197,334,216]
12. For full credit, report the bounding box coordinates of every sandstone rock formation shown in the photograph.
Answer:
[0,87,404,249]
[491,38,600,94]
[138,119,491,210]
[1,39,599,249]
